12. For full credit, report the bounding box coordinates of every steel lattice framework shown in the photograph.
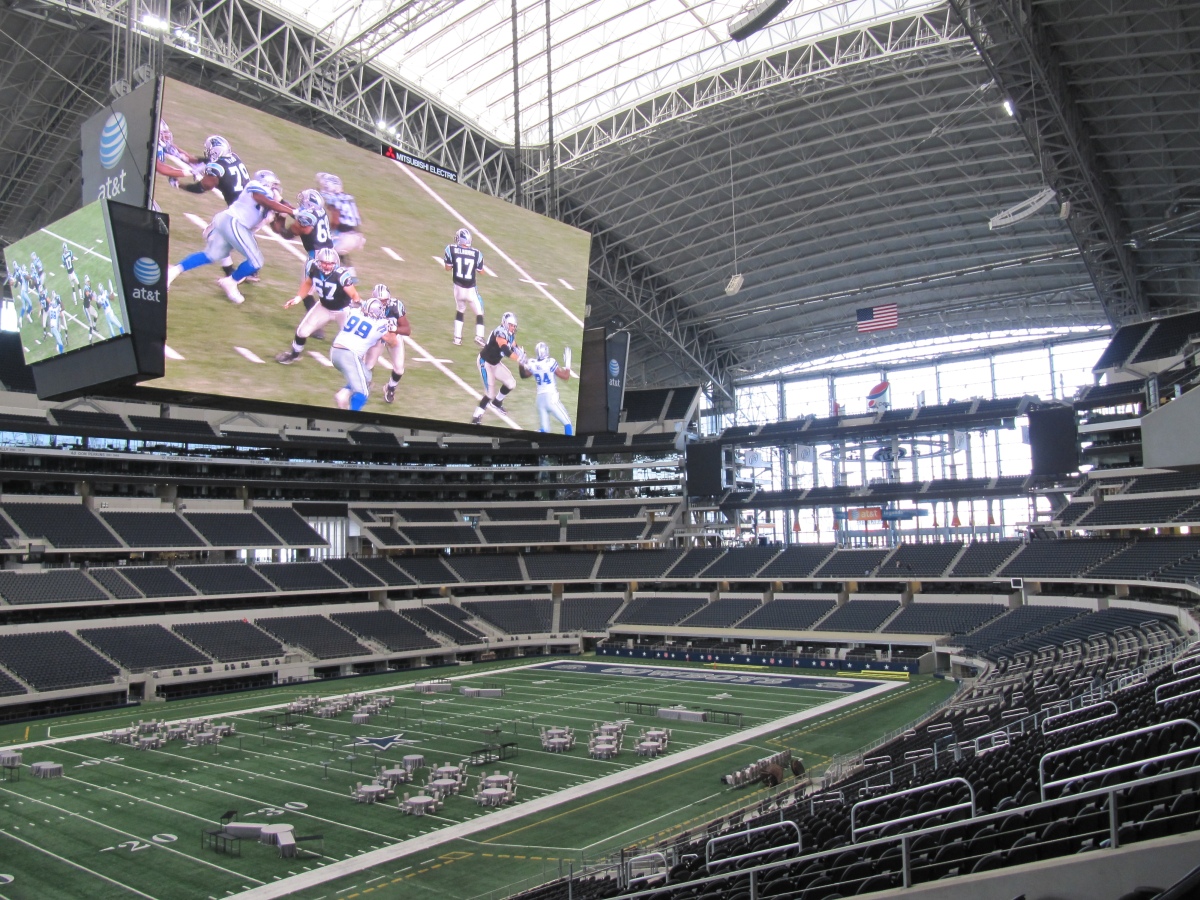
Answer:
[0,0,1196,394]
[947,0,1149,327]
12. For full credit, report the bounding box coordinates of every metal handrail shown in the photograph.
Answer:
[850,777,975,843]
[555,763,1200,900]
[705,820,802,871]
[626,852,669,888]
[1038,717,1200,800]
[1042,745,1200,801]
[1155,671,1200,704]
[1041,700,1118,735]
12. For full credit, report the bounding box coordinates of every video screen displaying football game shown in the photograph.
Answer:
[2,201,128,365]
[153,78,591,433]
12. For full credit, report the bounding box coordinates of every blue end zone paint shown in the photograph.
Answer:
[531,660,879,692]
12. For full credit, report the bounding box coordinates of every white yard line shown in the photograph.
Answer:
[231,681,901,900]
[391,161,582,328]
[0,829,160,900]
[41,229,112,263]
[381,247,404,262]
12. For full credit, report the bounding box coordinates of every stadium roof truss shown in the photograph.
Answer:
[0,0,1196,393]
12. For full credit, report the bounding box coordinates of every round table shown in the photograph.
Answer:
[260,823,295,845]
[406,796,434,815]
[403,754,425,770]
[545,737,570,752]
[381,768,408,785]
[481,787,508,805]
[483,774,511,787]
[351,713,369,725]
[167,727,187,740]
[430,778,458,793]
[435,765,461,778]
[600,724,622,734]
[637,742,660,757]
[137,736,160,749]
[359,784,388,802]
[645,729,667,741]
[195,732,216,745]
[545,727,568,738]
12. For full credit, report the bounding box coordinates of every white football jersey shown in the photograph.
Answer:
[227,180,275,230]
[333,309,392,356]
[526,357,561,395]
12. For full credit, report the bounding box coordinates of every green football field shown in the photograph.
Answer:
[0,658,957,900]
[153,79,589,432]
[5,203,127,366]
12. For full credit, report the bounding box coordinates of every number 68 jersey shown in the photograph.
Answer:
[333,301,404,356]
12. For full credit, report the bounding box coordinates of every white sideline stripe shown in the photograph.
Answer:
[41,229,111,263]
[231,680,901,900]
[164,345,185,361]
[520,279,548,287]
[307,350,334,368]
[391,161,582,327]
[234,346,265,364]
[381,247,403,261]
[558,279,574,291]
[178,213,497,422]
[402,337,521,429]
[0,828,160,900]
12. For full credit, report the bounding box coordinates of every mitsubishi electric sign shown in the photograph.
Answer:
[81,79,159,208]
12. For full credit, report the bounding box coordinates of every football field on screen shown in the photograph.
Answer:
[153,79,588,432]
[0,659,955,900]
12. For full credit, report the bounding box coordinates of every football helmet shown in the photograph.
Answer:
[204,135,232,161]
[363,298,387,320]
[535,342,549,361]
[501,311,518,335]
[455,228,472,248]
[159,120,172,144]
[254,169,281,192]
[30,252,38,263]
[297,188,324,210]
[83,274,91,287]
[315,247,340,274]
[371,284,391,301]
[62,242,68,253]
[316,172,343,193]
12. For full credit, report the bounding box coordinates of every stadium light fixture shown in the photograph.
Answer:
[1002,99,1015,117]
[729,0,795,41]
[141,13,169,32]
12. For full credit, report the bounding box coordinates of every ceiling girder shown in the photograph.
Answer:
[947,0,1149,326]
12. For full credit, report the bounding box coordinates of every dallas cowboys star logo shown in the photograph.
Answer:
[353,734,416,751]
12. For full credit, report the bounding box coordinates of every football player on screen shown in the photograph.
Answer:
[470,311,522,426]
[179,135,251,279]
[29,252,44,291]
[6,265,33,325]
[47,292,66,354]
[520,341,574,435]
[443,228,487,347]
[81,276,99,343]
[329,284,411,410]
[36,286,50,337]
[275,247,361,365]
[167,169,294,305]
[155,120,201,187]
[315,173,365,269]
[61,242,80,305]
[98,280,124,337]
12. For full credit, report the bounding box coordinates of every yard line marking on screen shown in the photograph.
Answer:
[402,337,521,429]
[390,161,582,327]
[520,279,548,287]
[307,351,334,368]
[0,829,160,900]
[234,346,265,364]
[164,345,185,360]
[381,247,404,262]
[558,279,574,291]
[179,212,518,426]
[41,229,112,263]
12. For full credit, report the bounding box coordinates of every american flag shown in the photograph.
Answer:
[856,304,898,333]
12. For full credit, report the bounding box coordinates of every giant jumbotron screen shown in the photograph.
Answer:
[151,78,590,433]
